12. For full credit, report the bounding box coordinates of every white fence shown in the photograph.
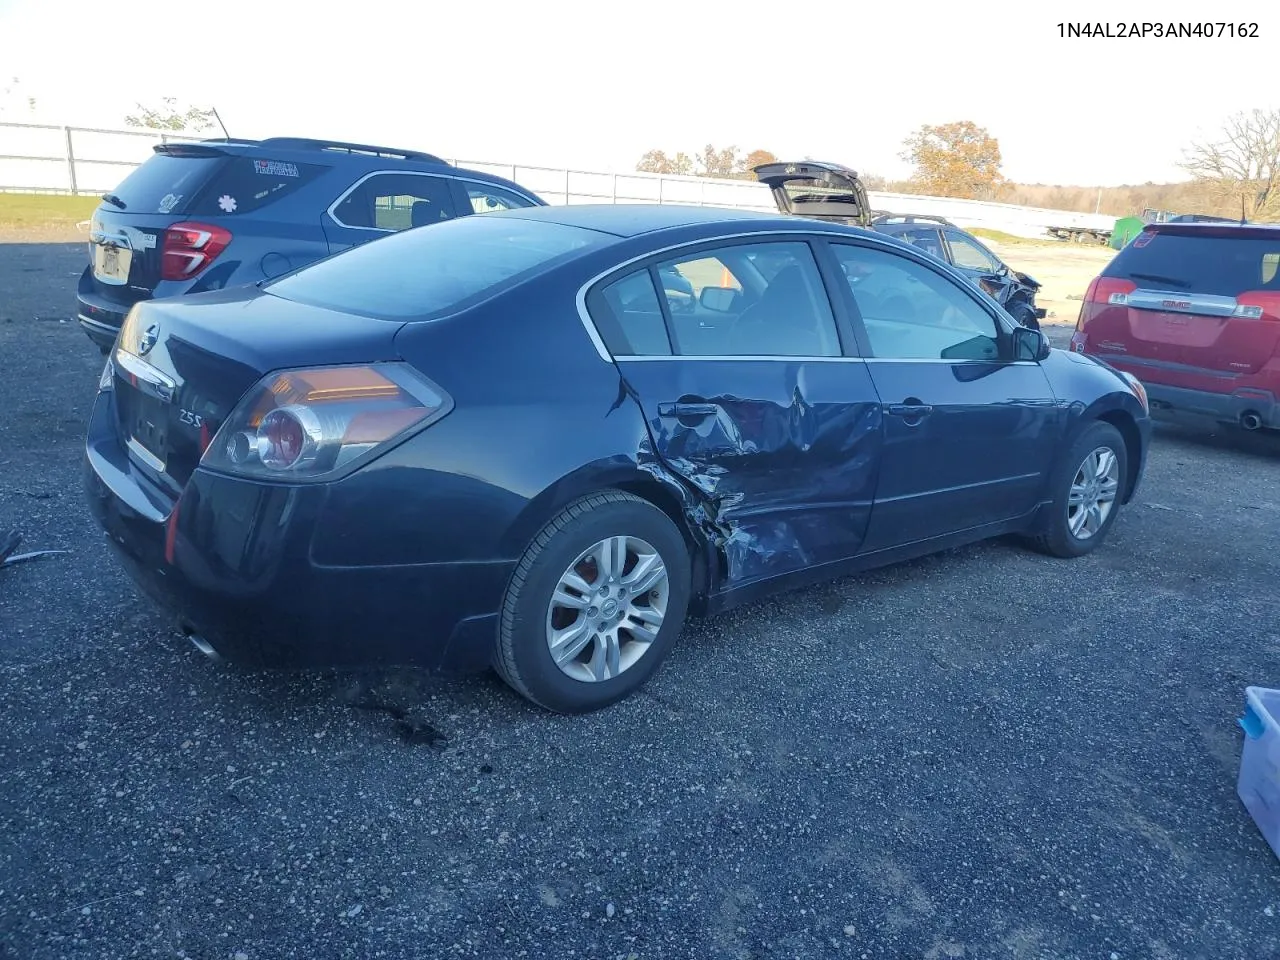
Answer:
[0,121,1117,239]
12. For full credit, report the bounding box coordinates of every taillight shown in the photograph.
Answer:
[1087,277,1137,305]
[1077,276,1137,331]
[161,222,231,281]
[1233,291,1280,322]
[201,364,453,482]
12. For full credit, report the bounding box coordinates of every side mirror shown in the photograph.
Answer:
[1012,325,1051,362]
[699,286,738,313]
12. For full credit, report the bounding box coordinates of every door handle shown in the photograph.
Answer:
[658,401,719,419]
[886,402,934,418]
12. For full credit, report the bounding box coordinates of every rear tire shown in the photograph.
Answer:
[495,491,691,714]
[1029,421,1128,559]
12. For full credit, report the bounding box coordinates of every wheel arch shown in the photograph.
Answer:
[1094,408,1144,503]
[498,460,714,609]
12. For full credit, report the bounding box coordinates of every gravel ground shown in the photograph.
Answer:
[2,240,1280,960]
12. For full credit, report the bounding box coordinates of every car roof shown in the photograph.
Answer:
[491,202,855,238]
[157,136,523,189]
[1143,221,1280,240]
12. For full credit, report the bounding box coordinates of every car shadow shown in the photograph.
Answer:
[1151,418,1280,460]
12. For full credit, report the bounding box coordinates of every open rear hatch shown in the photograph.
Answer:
[1081,225,1280,374]
[753,160,871,227]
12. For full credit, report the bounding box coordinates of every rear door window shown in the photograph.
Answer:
[943,229,1001,273]
[1107,230,1280,294]
[107,152,225,215]
[187,157,327,216]
[265,214,607,320]
[331,173,459,231]
[457,182,539,214]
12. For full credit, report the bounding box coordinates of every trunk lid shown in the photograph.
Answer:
[753,161,872,227]
[110,287,405,493]
[1094,225,1280,374]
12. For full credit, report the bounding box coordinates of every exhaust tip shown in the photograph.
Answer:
[1240,411,1263,431]
[186,632,223,662]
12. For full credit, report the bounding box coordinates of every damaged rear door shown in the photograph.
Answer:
[587,237,883,587]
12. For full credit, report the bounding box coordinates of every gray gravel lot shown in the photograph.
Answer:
[2,240,1280,960]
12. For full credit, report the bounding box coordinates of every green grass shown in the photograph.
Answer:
[967,228,1059,247]
[0,192,99,230]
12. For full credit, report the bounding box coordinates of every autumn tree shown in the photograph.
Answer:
[636,146,779,180]
[1180,108,1280,220]
[636,149,695,176]
[125,97,216,132]
[740,149,778,173]
[900,121,1005,200]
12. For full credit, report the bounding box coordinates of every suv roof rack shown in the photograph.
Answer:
[872,213,954,227]
[253,137,447,164]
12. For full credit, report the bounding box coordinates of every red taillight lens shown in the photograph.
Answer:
[1077,276,1137,331]
[259,408,309,469]
[161,222,232,281]
[1234,291,1280,322]
[1086,277,1137,304]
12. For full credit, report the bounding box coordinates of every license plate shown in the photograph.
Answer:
[125,394,168,472]
[93,241,132,285]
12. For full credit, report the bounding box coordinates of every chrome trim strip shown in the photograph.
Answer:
[573,228,859,364]
[613,355,1038,365]
[572,228,1015,365]
[78,313,119,334]
[1127,287,1238,317]
[616,355,859,363]
[114,348,176,402]
[126,437,166,473]
[326,170,543,232]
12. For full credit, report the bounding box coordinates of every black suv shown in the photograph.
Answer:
[754,161,1046,329]
[77,137,546,352]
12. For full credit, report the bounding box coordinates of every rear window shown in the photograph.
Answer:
[265,214,608,320]
[107,153,223,214]
[782,180,864,215]
[187,157,326,216]
[1108,229,1280,294]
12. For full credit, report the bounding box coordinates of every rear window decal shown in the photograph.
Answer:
[254,160,299,178]
[158,193,180,214]
[1132,232,1155,248]
[217,195,238,213]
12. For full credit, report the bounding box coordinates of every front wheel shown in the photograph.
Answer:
[1030,421,1128,559]
[495,491,691,714]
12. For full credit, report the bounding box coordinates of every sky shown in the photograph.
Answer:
[0,0,1274,186]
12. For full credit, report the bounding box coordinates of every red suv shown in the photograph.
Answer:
[1071,222,1280,432]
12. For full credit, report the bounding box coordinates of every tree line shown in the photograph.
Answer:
[636,112,1280,221]
[9,83,1270,223]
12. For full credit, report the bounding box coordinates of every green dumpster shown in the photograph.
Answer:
[1110,215,1145,250]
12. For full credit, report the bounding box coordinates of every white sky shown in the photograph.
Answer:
[0,0,1275,186]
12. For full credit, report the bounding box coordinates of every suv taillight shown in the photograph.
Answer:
[1234,291,1280,322]
[161,222,232,281]
[1076,276,1137,331]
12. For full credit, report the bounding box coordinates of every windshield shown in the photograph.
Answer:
[266,215,609,320]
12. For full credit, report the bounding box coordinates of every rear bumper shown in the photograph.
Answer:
[1143,382,1279,429]
[83,389,510,673]
[77,267,136,350]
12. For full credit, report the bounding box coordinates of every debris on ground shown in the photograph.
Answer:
[0,529,69,568]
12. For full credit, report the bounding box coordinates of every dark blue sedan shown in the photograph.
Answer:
[84,204,1152,713]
